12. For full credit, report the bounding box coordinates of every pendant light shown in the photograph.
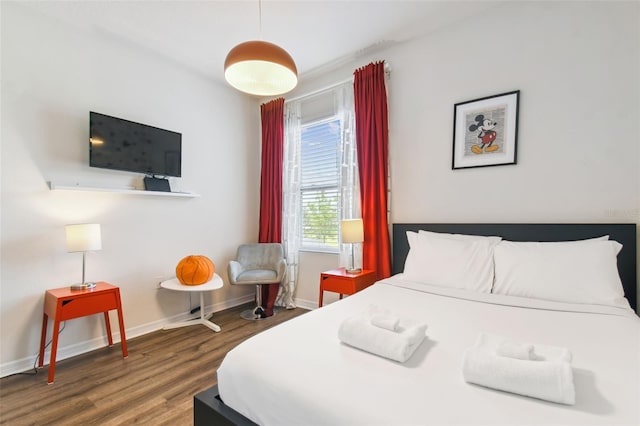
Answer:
[224,0,298,96]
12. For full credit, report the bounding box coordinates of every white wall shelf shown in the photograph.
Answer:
[48,182,200,198]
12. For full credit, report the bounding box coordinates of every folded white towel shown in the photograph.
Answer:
[338,316,427,362]
[463,349,575,405]
[497,341,536,360]
[479,333,572,363]
[370,314,400,332]
[463,333,575,405]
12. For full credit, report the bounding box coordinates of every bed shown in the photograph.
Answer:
[195,223,639,426]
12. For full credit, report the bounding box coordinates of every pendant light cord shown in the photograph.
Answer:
[258,0,263,39]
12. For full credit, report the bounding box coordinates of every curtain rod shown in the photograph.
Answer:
[284,77,353,104]
[284,62,391,104]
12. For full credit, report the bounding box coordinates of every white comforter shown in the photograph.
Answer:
[217,276,640,425]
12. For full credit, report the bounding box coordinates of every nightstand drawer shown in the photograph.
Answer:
[59,291,118,320]
[321,275,357,294]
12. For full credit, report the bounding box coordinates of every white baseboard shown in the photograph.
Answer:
[0,294,253,378]
[292,297,318,311]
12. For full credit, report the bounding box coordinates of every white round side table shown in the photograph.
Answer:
[160,273,224,332]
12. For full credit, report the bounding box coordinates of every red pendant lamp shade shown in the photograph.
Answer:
[224,40,298,96]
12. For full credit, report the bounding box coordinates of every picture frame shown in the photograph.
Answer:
[452,90,519,170]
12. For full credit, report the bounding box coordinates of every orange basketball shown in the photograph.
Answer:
[176,255,215,286]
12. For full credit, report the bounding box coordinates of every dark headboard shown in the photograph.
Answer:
[392,223,637,311]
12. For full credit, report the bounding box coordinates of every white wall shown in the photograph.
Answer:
[0,3,260,375]
[290,1,639,309]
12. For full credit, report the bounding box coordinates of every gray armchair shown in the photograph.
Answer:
[228,243,286,320]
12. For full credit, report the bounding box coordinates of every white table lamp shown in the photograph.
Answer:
[66,223,102,290]
[342,219,364,273]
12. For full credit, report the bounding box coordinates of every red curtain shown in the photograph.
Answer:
[354,62,392,279]
[258,98,284,316]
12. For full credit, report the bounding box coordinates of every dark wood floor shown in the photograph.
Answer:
[0,303,307,425]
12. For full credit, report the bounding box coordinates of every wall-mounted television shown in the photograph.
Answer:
[89,112,182,177]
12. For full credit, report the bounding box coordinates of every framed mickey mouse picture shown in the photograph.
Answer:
[452,90,519,169]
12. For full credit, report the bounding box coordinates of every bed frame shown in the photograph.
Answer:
[194,385,257,426]
[195,223,637,425]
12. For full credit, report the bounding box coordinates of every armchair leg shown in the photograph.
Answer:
[239,284,276,320]
[252,284,265,318]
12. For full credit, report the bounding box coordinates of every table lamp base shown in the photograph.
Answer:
[70,282,97,291]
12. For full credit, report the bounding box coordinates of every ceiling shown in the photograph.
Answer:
[20,1,496,86]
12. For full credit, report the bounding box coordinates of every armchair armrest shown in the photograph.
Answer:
[275,259,286,282]
[227,260,244,284]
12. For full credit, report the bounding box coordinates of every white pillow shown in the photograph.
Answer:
[493,239,624,306]
[403,231,501,292]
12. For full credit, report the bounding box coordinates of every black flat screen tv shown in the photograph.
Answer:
[89,112,182,177]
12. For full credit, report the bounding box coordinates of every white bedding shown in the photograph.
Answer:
[217,276,640,425]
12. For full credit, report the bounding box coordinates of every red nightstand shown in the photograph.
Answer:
[318,268,377,307]
[38,282,128,384]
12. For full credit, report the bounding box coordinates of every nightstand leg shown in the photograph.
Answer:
[38,314,48,368]
[104,312,114,346]
[115,290,128,358]
[318,288,324,308]
[47,319,61,384]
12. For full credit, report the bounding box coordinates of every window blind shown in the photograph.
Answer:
[300,119,341,249]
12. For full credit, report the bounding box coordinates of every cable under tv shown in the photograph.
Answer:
[144,176,171,192]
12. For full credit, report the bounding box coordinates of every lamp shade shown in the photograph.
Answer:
[224,40,298,96]
[65,223,102,253]
[341,219,364,244]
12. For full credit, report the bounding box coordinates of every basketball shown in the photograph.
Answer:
[176,255,215,285]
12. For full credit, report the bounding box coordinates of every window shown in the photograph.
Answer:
[300,119,341,250]
[283,82,359,254]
